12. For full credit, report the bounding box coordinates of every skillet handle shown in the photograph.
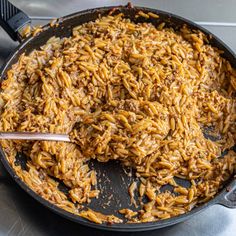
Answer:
[0,0,30,41]
[216,179,236,208]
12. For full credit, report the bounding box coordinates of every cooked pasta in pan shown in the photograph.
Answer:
[0,13,235,224]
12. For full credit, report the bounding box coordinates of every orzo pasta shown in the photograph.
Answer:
[0,13,236,224]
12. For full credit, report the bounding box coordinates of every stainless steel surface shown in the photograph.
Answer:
[0,1,236,235]
[9,0,236,23]
[0,132,70,142]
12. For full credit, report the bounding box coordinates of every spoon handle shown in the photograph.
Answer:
[0,132,70,142]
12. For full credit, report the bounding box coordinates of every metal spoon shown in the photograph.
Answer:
[0,132,70,142]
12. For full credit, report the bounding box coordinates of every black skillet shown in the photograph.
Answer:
[0,0,236,232]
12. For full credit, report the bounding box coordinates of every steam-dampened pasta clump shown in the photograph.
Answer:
[0,13,236,224]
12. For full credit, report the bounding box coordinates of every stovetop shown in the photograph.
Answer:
[0,1,236,235]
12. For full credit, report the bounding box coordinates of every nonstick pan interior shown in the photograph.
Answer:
[0,5,236,232]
